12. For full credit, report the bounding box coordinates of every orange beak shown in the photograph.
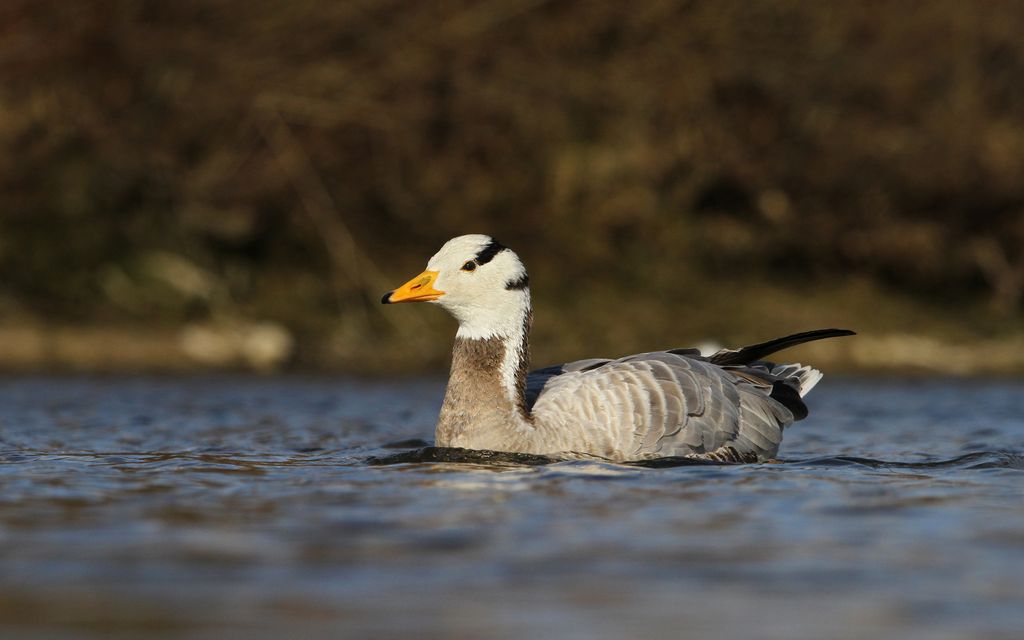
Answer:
[381,270,445,304]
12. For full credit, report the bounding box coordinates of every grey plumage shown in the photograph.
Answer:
[516,329,853,461]
[384,234,855,463]
[523,345,823,461]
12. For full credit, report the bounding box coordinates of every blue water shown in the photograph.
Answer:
[0,376,1022,639]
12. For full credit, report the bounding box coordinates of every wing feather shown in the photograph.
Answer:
[529,349,793,461]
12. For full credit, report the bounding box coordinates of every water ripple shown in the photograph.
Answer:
[1,376,1023,639]
[366,446,1024,471]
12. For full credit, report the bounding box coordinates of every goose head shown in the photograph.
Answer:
[382,234,530,339]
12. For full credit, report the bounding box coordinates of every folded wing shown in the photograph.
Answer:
[526,329,853,461]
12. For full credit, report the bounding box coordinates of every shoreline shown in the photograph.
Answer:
[1,323,1022,376]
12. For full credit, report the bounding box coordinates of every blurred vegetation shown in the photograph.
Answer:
[1,0,1023,372]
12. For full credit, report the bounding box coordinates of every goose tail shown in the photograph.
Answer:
[769,362,824,398]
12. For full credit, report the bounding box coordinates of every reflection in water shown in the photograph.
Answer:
[369,445,1024,470]
[0,376,1022,638]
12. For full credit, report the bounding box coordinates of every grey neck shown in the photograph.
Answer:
[435,311,533,450]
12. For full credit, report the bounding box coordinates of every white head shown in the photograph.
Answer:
[382,234,531,340]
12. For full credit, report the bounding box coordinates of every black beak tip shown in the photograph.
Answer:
[381,291,393,304]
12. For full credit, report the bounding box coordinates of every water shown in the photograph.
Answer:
[0,376,1022,639]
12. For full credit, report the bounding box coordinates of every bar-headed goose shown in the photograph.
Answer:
[382,234,853,462]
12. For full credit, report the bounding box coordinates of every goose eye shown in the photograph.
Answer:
[461,261,477,272]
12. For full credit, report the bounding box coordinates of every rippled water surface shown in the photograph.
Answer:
[1,376,1022,639]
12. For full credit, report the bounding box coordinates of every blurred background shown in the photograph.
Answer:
[2,0,1023,374]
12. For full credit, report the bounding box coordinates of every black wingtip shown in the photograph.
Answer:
[770,381,809,420]
[710,328,856,366]
[381,291,393,304]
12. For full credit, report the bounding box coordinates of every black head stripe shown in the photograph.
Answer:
[505,274,529,290]
[474,238,506,265]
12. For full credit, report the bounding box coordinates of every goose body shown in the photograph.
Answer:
[383,235,853,462]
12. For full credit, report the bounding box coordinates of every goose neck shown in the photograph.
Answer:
[436,305,534,449]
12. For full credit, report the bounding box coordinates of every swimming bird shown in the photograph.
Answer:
[382,234,853,462]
